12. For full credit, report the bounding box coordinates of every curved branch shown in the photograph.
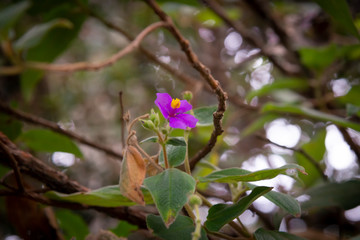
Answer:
[0,22,167,74]
[145,0,228,169]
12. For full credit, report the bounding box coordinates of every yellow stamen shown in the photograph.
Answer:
[171,98,181,109]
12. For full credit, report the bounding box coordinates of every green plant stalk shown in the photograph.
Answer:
[156,131,169,169]
[184,129,191,175]
[184,203,196,220]
[192,203,202,240]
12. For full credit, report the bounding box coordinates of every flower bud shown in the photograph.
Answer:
[141,120,156,131]
[188,194,202,206]
[182,91,193,102]
[150,109,160,127]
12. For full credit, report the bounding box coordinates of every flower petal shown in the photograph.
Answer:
[176,100,193,114]
[169,113,198,129]
[155,93,172,119]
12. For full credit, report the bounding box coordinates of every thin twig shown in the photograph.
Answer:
[144,0,228,170]
[201,0,302,76]
[256,135,328,181]
[0,22,167,74]
[82,2,260,118]
[0,101,123,160]
[119,91,126,149]
[0,141,25,192]
[134,142,163,172]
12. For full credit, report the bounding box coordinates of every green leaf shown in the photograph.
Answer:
[55,209,89,240]
[193,105,217,127]
[143,168,196,227]
[0,1,31,37]
[205,186,272,232]
[295,128,326,187]
[246,183,301,217]
[346,104,360,117]
[298,44,339,71]
[167,137,187,146]
[19,128,83,158]
[159,137,186,167]
[198,164,307,183]
[338,85,360,107]
[241,113,279,137]
[110,220,138,237]
[254,228,306,240]
[20,2,87,101]
[140,136,158,144]
[46,185,153,207]
[313,0,360,40]
[246,78,308,102]
[20,69,44,102]
[301,180,360,210]
[0,113,22,140]
[14,18,73,51]
[262,103,360,131]
[147,214,208,240]
[196,9,223,27]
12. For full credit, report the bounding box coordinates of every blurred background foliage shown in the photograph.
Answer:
[1,0,360,239]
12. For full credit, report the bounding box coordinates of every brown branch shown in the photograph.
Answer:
[0,132,148,228]
[0,141,25,192]
[0,22,167,74]
[0,132,88,193]
[338,127,360,165]
[82,2,261,120]
[256,135,328,181]
[243,0,292,51]
[145,0,228,169]
[200,0,302,76]
[0,101,123,160]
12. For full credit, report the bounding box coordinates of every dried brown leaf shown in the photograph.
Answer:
[119,145,146,205]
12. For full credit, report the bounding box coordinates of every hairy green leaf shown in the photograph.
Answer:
[199,164,306,183]
[147,214,208,240]
[254,228,306,240]
[46,185,153,207]
[159,138,187,167]
[205,186,272,232]
[143,168,196,227]
[246,183,301,217]
[194,105,217,127]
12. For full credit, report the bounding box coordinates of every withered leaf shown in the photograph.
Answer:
[119,145,146,205]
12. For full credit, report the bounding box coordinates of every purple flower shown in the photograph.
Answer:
[155,93,198,130]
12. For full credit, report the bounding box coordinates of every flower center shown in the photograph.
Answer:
[171,98,181,109]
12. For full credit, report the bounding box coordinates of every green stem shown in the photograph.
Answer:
[156,131,169,169]
[184,129,191,175]
[192,204,202,240]
[184,203,196,220]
